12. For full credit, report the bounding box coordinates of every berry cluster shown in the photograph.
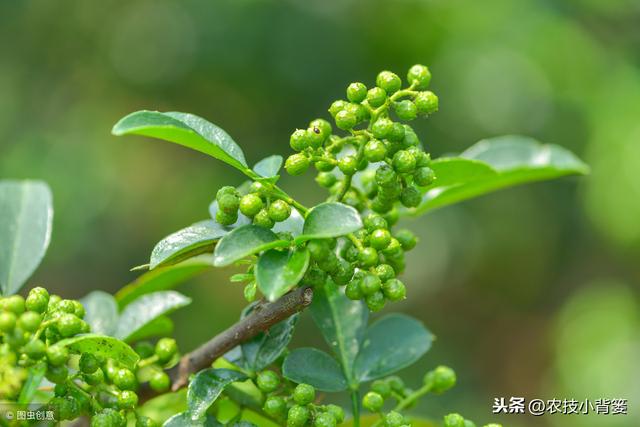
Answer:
[0,287,178,426]
[255,370,344,427]
[216,185,293,231]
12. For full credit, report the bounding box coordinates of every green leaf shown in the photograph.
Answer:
[115,291,191,342]
[18,362,46,404]
[187,368,248,421]
[310,282,368,384]
[255,248,310,301]
[0,180,53,295]
[295,202,362,243]
[413,136,589,214]
[125,315,174,343]
[116,255,212,309]
[253,155,283,178]
[163,412,222,427]
[423,157,496,188]
[81,291,119,336]
[57,334,139,369]
[112,111,248,172]
[150,221,224,269]
[213,225,289,267]
[241,314,298,372]
[282,348,348,392]
[354,314,433,382]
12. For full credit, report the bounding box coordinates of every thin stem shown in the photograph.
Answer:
[351,389,361,427]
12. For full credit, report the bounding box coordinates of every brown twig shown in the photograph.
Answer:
[139,286,313,401]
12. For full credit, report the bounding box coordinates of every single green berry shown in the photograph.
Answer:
[414,91,439,115]
[216,209,238,226]
[23,339,47,359]
[328,100,348,117]
[371,380,391,398]
[365,291,386,312]
[347,82,368,103]
[268,200,292,222]
[345,102,369,122]
[254,209,275,229]
[335,109,357,130]
[263,396,287,418]
[26,287,49,313]
[384,208,400,227]
[338,155,358,175]
[301,267,327,287]
[46,364,69,384]
[358,247,379,268]
[308,126,328,149]
[285,153,310,176]
[216,186,237,200]
[307,240,331,261]
[332,259,355,286]
[84,367,105,386]
[414,166,435,186]
[364,214,388,232]
[113,368,137,391]
[367,87,387,108]
[370,229,392,250]
[345,279,364,300]
[375,264,395,282]
[239,194,264,217]
[0,311,17,332]
[117,390,138,410]
[316,172,337,188]
[54,383,68,397]
[382,279,406,301]
[376,71,402,94]
[375,165,398,188]
[444,413,465,427]
[392,150,416,174]
[293,383,316,405]
[371,118,393,139]
[56,299,76,314]
[425,365,457,393]
[155,338,178,363]
[325,405,345,423]
[290,129,309,151]
[395,229,417,251]
[149,371,170,392]
[80,353,100,374]
[46,345,69,366]
[4,295,25,314]
[388,122,406,142]
[256,370,281,393]
[400,186,422,208]
[315,160,335,172]
[218,193,240,215]
[362,391,384,412]
[384,411,406,427]
[57,313,83,337]
[407,64,432,89]
[136,416,158,427]
[310,118,332,138]
[402,125,420,147]
[363,139,387,162]
[287,404,310,427]
[314,412,337,427]
[394,100,418,121]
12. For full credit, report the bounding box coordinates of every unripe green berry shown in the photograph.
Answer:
[239,194,264,217]
[345,102,369,122]
[254,209,275,229]
[331,259,355,286]
[375,165,398,188]
[155,338,178,363]
[316,172,337,188]
[317,252,339,274]
[365,291,386,312]
[407,65,432,89]
[369,229,391,250]
[307,127,326,149]
[216,186,237,200]
[149,371,170,392]
[113,368,137,391]
[218,193,240,215]
[358,247,379,268]
[26,287,49,313]
[285,154,310,176]
[395,229,417,251]
[57,313,83,337]
[371,380,391,398]
[386,376,405,392]
[256,370,281,393]
[117,390,138,410]
[325,405,345,423]
[314,412,337,427]
[72,301,85,319]
[367,87,387,107]
[375,264,395,282]
[347,82,367,103]
[56,299,76,314]
[394,100,418,121]
[371,118,393,139]
[345,280,363,300]
[46,345,69,366]
[293,383,316,405]
[263,396,286,418]
[338,155,358,175]
[315,160,335,172]
[384,411,406,427]
[137,416,158,427]
[364,214,388,232]
[84,367,105,386]
[216,209,238,226]
[425,365,457,393]
[376,71,402,94]
[402,125,420,147]
[46,364,69,384]
[23,339,46,359]
[384,208,400,227]
[307,240,331,261]
[358,274,381,296]
[363,139,386,163]
[392,150,416,174]
[415,91,439,115]
[414,166,436,186]
[310,118,332,138]
[444,413,465,427]
[400,186,422,208]
[287,404,310,427]
[268,200,292,222]
[329,100,348,117]
[4,295,25,314]
[362,391,384,412]
[250,181,268,196]
[301,267,327,287]
[0,311,17,332]
[80,353,100,374]
[382,279,406,301]
[388,122,406,142]
[335,109,357,130]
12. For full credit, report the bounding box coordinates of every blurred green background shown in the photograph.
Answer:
[1,0,639,425]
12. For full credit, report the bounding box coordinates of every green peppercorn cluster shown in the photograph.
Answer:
[0,287,178,426]
[215,184,293,231]
[255,370,344,427]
